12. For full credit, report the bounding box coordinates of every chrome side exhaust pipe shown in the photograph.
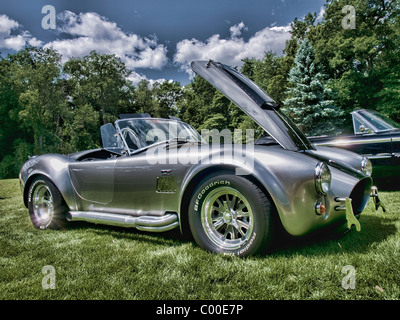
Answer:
[67,211,179,232]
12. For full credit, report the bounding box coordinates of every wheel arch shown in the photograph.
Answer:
[23,172,73,210]
[23,173,52,208]
[178,164,281,237]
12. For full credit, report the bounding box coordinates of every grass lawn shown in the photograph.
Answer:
[0,178,399,300]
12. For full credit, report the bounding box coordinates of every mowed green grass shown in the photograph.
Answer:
[1,178,399,300]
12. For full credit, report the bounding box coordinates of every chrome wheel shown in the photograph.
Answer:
[201,186,254,250]
[189,174,274,257]
[32,183,54,226]
[28,177,68,230]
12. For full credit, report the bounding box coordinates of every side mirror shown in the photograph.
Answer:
[359,124,372,134]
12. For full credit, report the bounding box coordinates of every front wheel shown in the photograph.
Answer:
[188,174,275,257]
[28,176,67,230]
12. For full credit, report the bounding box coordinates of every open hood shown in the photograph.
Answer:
[191,60,314,151]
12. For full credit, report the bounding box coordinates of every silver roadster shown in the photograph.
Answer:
[19,60,383,257]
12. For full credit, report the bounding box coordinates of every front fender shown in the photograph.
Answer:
[178,145,313,236]
[20,154,78,210]
[179,144,370,237]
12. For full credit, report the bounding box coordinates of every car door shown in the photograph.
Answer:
[110,148,189,217]
[69,158,117,210]
[385,132,400,179]
[345,132,392,158]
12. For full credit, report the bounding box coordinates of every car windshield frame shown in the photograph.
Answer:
[353,110,400,134]
[114,118,204,155]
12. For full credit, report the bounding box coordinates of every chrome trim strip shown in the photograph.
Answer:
[316,137,391,147]
[367,154,393,160]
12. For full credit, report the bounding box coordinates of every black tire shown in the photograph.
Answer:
[188,174,274,257]
[28,176,68,230]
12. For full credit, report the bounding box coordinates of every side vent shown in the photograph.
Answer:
[156,176,177,193]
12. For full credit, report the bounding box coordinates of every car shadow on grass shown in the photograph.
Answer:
[265,214,398,258]
[63,213,397,259]
[65,220,191,248]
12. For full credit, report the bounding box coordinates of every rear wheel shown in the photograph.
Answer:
[188,174,274,257]
[28,176,67,230]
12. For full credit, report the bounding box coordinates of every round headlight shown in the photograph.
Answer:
[315,162,331,195]
[361,157,373,176]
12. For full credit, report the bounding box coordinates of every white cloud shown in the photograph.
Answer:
[0,14,42,51]
[0,12,168,86]
[0,14,19,37]
[174,22,291,77]
[1,13,293,86]
[126,71,166,87]
[44,11,168,70]
[229,22,247,39]
[315,7,326,23]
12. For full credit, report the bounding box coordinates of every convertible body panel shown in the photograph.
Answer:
[20,139,371,237]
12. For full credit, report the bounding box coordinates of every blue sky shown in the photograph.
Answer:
[0,0,326,85]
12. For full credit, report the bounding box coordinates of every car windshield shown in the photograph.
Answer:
[358,110,400,132]
[115,118,203,153]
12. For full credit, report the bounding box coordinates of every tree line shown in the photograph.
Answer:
[0,0,399,178]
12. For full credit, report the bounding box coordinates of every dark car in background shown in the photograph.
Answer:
[309,109,400,188]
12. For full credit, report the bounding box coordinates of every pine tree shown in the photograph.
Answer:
[283,39,344,136]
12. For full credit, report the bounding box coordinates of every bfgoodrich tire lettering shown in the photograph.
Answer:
[28,176,67,230]
[188,174,274,257]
